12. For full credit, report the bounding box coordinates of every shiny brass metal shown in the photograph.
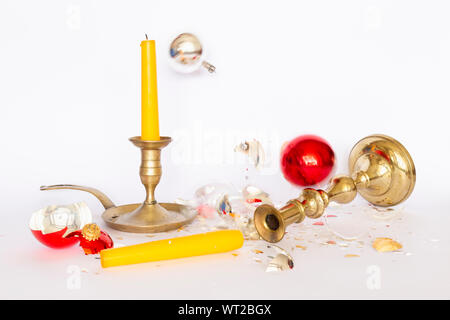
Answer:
[254,134,416,243]
[40,136,197,233]
[110,136,196,232]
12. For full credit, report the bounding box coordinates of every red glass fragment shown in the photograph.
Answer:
[31,227,79,249]
[66,230,114,255]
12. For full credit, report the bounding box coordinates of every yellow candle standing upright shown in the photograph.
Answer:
[141,36,160,140]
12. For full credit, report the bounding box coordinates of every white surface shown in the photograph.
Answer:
[1,0,450,299]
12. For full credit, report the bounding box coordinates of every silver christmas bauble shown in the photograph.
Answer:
[169,33,215,73]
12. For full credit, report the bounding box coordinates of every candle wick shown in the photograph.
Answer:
[145,34,148,40]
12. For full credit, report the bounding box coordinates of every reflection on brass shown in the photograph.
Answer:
[254,135,416,243]
[40,136,196,233]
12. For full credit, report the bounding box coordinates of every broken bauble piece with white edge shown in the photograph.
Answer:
[234,140,265,171]
[29,202,92,249]
[265,245,294,272]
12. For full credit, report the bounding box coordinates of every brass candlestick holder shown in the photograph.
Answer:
[254,134,416,243]
[41,136,196,233]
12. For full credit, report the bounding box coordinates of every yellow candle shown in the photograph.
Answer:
[100,230,244,268]
[141,37,160,140]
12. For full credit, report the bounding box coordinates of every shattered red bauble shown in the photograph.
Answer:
[280,135,335,187]
[67,223,113,255]
[29,202,92,249]
[31,227,80,249]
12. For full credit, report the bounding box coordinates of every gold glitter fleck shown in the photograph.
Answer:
[296,245,307,250]
[344,254,360,258]
[372,237,402,252]
[81,223,100,241]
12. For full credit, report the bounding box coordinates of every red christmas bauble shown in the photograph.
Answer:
[281,135,335,187]
[29,202,93,249]
[31,227,80,249]
[66,223,114,255]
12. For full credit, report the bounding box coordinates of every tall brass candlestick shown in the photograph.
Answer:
[112,137,171,228]
[105,136,196,233]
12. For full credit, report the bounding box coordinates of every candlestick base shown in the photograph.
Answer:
[102,202,196,233]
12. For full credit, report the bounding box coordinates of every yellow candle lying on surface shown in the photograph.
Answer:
[100,230,244,268]
[141,37,160,141]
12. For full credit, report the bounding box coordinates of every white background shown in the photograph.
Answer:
[1,0,450,299]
